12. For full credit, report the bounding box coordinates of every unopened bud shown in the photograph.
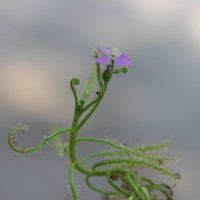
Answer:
[122,66,129,73]
[102,68,112,86]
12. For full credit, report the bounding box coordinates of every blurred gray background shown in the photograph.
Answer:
[0,0,200,199]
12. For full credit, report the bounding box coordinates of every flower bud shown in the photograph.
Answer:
[102,68,112,86]
[122,66,129,73]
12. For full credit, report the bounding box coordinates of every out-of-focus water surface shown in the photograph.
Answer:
[1,0,200,199]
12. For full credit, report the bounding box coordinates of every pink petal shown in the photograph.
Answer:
[114,54,132,65]
[96,55,112,63]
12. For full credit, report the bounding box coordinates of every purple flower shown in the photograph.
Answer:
[96,47,132,65]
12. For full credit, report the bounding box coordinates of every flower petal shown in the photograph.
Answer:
[97,47,104,56]
[114,54,132,65]
[106,48,113,55]
[96,55,112,63]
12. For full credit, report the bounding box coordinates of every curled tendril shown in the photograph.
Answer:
[70,78,80,108]
[8,123,47,153]
[71,77,80,86]
[8,123,70,154]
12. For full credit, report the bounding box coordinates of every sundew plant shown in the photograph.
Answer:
[8,48,179,200]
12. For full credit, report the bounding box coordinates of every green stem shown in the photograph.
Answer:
[70,78,80,109]
[111,59,114,71]
[69,112,105,175]
[124,173,145,200]
[95,52,104,89]
[128,196,136,200]
[81,95,102,114]
[77,97,103,131]
[107,169,131,197]
[139,187,151,200]
[69,110,80,162]
[47,128,71,140]
[77,69,106,131]
[69,162,79,200]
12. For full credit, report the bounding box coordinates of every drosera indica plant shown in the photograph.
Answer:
[8,47,180,200]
